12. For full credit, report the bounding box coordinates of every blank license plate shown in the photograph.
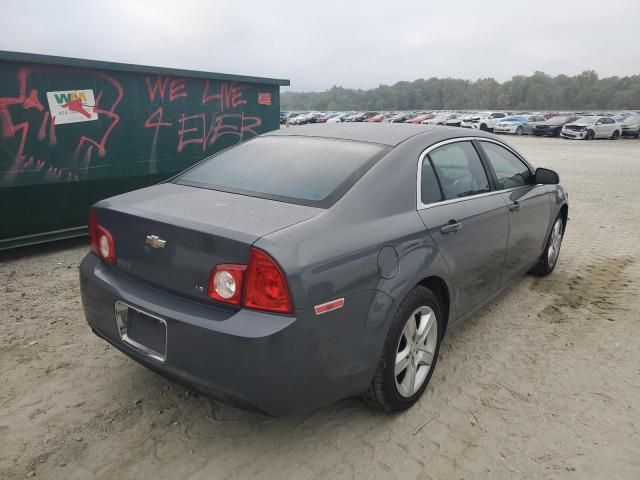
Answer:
[114,302,167,362]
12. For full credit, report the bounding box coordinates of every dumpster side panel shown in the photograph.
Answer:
[0,54,285,249]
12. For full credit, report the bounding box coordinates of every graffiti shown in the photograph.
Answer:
[0,66,122,184]
[201,80,247,110]
[174,112,260,153]
[62,97,91,118]
[0,66,268,187]
[142,75,262,175]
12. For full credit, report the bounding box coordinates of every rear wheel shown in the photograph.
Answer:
[480,123,489,131]
[363,286,442,412]
[516,126,524,136]
[611,130,620,140]
[530,216,564,275]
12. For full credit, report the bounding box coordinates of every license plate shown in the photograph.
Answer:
[114,301,167,362]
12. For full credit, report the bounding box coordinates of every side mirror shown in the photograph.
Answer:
[535,167,559,185]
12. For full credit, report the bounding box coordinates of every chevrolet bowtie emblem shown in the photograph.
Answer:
[145,235,166,249]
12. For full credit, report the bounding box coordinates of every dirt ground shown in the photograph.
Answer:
[1,136,639,480]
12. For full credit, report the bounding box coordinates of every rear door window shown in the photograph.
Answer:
[175,136,388,207]
[480,141,533,189]
[428,142,490,199]
[420,159,443,205]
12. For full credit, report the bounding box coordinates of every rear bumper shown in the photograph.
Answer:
[79,254,392,416]
[621,128,640,137]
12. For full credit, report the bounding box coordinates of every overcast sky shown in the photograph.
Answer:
[1,0,638,91]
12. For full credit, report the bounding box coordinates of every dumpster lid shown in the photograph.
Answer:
[0,50,290,87]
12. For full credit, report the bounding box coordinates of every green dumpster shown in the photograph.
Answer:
[0,51,288,250]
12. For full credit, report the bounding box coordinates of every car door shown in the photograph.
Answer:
[417,140,509,317]
[524,116,535,134]
[527,116,544,134]
[594,118,608,138]
[489,113,506,129]
[604,118,617,137]
[477,140,551,283]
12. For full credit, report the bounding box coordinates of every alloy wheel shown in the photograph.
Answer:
[547,218,563,267]
[394,306,438,398]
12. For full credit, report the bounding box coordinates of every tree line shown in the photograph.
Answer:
[281,71,640,111]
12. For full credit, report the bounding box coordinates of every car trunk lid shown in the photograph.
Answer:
[95,183,323,302]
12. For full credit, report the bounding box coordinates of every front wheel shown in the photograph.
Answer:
[516,126,524,136]
[585,130,595,140]
[363,286,442,412]
[530,216,564,275]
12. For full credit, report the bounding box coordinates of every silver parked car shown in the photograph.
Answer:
[494,115,548,135]
[621,115,640,138]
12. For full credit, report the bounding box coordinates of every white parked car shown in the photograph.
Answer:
[287,113,309,125]
[461,112,508,131]
[422,112,461,125]
[560,116,621,140]
[444,113,472,127]
[326,112,353,123]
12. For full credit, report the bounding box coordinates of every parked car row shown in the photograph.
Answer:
[281,110,640,140]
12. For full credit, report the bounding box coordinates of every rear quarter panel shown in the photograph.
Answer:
[257,135,457,312]
[256,135,457,390]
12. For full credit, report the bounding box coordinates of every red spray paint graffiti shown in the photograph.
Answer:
[0,66,122,184]
[1,68,266,187]
[143,75,262,169]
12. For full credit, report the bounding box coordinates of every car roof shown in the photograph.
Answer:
[266,123,454,147]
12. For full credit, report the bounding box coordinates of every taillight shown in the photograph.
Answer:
[87,209,116,264]
[207,248,293,314]
[243,248,293,314]
[208,264,246,305]
[88,209,99,255]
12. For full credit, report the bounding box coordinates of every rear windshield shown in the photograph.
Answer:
[174,136,388,207]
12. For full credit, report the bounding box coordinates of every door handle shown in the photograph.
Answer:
[508,201,520,212]
[440,220,462,235]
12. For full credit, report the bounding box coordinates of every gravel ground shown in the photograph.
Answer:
[1,136,639,480]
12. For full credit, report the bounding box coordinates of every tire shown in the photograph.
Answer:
[516,126,523,136]
[479,123,489,131]
[585,130,595,140]
[530,215,564,276]
[611,130,620,140]
[362,286,443,412]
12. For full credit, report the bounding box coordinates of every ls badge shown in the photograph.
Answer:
[145,235,166,249]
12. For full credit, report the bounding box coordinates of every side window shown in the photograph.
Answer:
[420,159,443,205]
[480,141,532,190]
[494,113,505,119]
[428,142,490,200]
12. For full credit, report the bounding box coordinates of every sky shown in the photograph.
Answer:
[1,0,638,92]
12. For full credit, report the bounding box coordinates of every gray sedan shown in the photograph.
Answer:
[80,124,568,416]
